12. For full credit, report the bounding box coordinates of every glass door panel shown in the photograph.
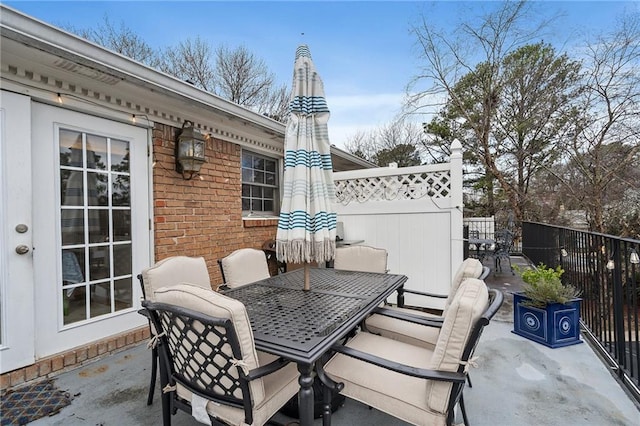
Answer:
[59,129,133,326]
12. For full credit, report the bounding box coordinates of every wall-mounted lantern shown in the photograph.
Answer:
[176,120,206,180]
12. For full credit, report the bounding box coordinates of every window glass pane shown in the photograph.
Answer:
[113,244,132,277]
[64,288,86,325]
[242,169,253,182]
[61,210,85,244]
[242,184,250,197]
[112,175,130,206]
[62,249,85,284]
[265,172,276,186]
[60,130,83,167]
[90,282,111,318]
[61,170,84,206]
[113,210,131,241]
[95,173,109,206]
[86,134,107,170]
[264,187,274,199]
[242,198,250,210]
[89,246,110,281]
[264,200,274,212]
[265,159,276,173]
[253,157,264,170]
[253,171,265,184]
[241,152,252,168]
[114,278,132,311]
[251,199,262,211]
[89,209,109,243]
[111,139,130,173]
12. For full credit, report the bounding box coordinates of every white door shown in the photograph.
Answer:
[32,103,149,359]
[0,91,36,373]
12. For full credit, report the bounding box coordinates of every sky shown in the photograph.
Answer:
[4,1,636,148]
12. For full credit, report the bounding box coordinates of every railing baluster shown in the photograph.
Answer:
[522,222,640,402]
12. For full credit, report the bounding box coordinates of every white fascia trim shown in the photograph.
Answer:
[0,5,286,137]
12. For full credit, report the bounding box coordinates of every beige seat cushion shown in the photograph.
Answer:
[426,278,488,414]
[324,278,488,426]
[141,256,211,301]
[221,248,270,288]
[154,283,299,426]
[365,258,484,349]
[334,245,388,273]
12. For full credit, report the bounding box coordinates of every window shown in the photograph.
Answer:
[59,129,133,325]
[242,150,278,215]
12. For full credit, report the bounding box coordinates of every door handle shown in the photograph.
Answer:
[15,245,30,255]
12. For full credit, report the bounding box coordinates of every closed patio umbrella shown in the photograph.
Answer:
[276,44,336,290]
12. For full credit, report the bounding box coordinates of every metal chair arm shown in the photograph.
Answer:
[373,307,444,328]
[330,343,466,383]
[245,357,291,381]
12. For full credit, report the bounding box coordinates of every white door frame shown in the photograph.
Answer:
[32,102,149,359]
[0,90,36,373]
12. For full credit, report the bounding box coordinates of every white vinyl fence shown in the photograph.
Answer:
[332,141,463,309]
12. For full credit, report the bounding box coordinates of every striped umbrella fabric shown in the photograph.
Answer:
[276,45,336,287]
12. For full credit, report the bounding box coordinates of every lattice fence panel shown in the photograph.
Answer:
[334,170,451,205]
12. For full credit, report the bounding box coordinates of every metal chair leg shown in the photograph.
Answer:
[466,373,472,388]
[460,392,469,426]
[147,345,158,405]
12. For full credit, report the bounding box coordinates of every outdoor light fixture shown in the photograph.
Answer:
[630,249,639,264]
[606,258,615,270]
[176,120,206,180]
[561,248,568,257]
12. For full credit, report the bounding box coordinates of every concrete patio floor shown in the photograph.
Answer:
[29,257,640,425]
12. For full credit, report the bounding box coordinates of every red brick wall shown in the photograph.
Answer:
[152,123,278,288]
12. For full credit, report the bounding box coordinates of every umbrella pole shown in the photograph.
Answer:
[304,262,310,291]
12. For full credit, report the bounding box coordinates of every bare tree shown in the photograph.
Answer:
[159,36,217,91]
[343,119,423,166]
[550,12,640,233]
[66,15,160,67]
[215,45,274,106]
[409,1,561,221]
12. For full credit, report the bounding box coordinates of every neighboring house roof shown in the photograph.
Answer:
[330,145,376,171]
[0,5,374,171]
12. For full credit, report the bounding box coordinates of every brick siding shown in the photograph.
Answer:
[152,123,279,286]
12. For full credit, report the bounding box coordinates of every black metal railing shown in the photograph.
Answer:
[522,222,640,402]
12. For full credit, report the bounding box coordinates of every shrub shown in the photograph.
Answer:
[516,263,581,308]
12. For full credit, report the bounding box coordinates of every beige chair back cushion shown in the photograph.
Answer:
[426,278,488,414]
[153,283,266,405]
[221,248,270,288]
[334,245,388,273]
[443,258,483,313]
[141,256,211,301]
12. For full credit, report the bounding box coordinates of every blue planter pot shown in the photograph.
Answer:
[512,293,582,348]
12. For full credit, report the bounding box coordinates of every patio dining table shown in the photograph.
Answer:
[223,267,408,426]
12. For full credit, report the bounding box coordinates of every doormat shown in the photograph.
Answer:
[1,380,73,425]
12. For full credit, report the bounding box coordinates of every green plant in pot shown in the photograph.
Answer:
[518,264,581,308]
[512,263,583,348]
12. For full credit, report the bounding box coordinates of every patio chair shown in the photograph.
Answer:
[364,258,488,349]
[322,279,503,426]
[491,229,515,275]
[137,256,212,405]
[333,245,388,273]
[144,283,300,426]
[217,248,270,290]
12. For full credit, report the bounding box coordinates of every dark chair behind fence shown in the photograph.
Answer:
[492,229,515,275]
